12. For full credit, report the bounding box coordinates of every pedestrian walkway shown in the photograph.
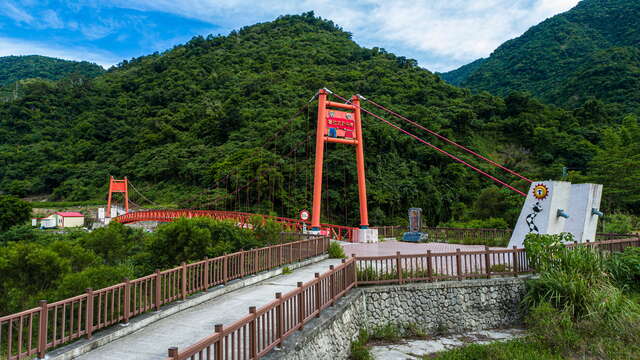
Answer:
[74,258,343,360]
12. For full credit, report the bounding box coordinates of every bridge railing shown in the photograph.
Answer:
[373,225,634,245]
[356,236,640,285]
[165,258,357,360]
[114,210,359,242]
[0,236,329,360]
[163,236,640,360]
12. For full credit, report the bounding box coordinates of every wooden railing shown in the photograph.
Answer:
[165,258,357,360]
[374,226,634,245]
[165,236,640,360]
[0,236,329,360]
[355,247,530,284]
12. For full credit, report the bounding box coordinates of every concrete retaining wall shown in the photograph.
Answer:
[266,276,529,360]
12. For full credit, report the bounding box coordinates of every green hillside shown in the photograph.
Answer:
[1,13,638,226]
[0,55,104,86]
[443,0,640,113]
[438,58,486,86]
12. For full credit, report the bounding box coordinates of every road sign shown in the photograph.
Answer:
[299,209,310,221]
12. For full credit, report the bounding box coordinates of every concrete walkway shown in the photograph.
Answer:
[75,258,343,360]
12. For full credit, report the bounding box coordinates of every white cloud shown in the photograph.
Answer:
[0,36,119,68]
[40,9,64,29]
[0,1,34,24]
[0,0,581,71]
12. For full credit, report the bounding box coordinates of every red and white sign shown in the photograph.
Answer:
[299,209,310,221]
[326,110,355,138]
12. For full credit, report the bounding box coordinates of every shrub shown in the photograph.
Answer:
[55,264,134,299]
[369,323,401,342]
[603,213,634,234]
[607,247,640,290]
[0,195,31,232]
[80,222,145,265]
[523,232,571,271]
[147,217,254,269]
[249,215,283,245]
[328,241,346,259]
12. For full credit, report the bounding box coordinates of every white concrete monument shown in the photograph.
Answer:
[565,183,603,243]
[508,181,572,248]
[508,180,604,248]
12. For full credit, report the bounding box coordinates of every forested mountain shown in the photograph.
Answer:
[438,58,486,86]
[0,13,638,227]
[442,0,640,114]
[0,55,104,86]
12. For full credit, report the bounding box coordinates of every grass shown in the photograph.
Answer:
[282,266,292,274]
[429,338,563,360]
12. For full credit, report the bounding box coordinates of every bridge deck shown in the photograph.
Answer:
[72,258,343,360]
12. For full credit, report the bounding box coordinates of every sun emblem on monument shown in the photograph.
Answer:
[532,184,549,200]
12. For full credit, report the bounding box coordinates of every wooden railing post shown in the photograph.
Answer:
[38,300,48,358]
[427,251,433,282]
[168,346,179,360]
[456,249,462,281]
[181,262,187,300]
[249,306,257,359]
[240,251,245,277]
[512,246,519,277]
[314,273,321,317]
[352,254,358,286]
[297,282,304,330]
[329,265,335,306]
[155,270,162,311]
[275,293,283,346]
[214,324,223,359]
[204,257,209,289]
[223,255,228,284]
[123,278,131,324]
[396,251,403,284]
[254,250,259,274]
[484,246,491,278]
[85,288,94,339]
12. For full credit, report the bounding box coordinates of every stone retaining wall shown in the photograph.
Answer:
[266,276,530,360]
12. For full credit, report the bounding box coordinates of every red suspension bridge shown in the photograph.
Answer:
[111,88,533,242]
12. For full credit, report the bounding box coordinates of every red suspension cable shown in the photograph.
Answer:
[361,96,533,183]
[330,92,527,197]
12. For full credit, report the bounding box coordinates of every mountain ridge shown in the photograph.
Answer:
[0,12,637,225]
[441,0,640,113]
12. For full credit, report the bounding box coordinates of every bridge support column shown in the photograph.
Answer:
[311,90,328,231]
[311,89,370,235]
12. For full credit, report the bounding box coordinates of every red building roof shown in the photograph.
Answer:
[55,212,84,217]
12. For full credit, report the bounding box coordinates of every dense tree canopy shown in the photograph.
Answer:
[0,12,638,227]
[0,195,31,232]
[0,55,104,86]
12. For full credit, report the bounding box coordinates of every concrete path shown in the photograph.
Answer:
[369,328,526,359]
[342,240,505,257]
[76,258,343,360]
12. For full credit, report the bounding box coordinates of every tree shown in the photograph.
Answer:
[0,195,31,232]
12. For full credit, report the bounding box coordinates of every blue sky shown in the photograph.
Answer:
[0,0,580,72]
